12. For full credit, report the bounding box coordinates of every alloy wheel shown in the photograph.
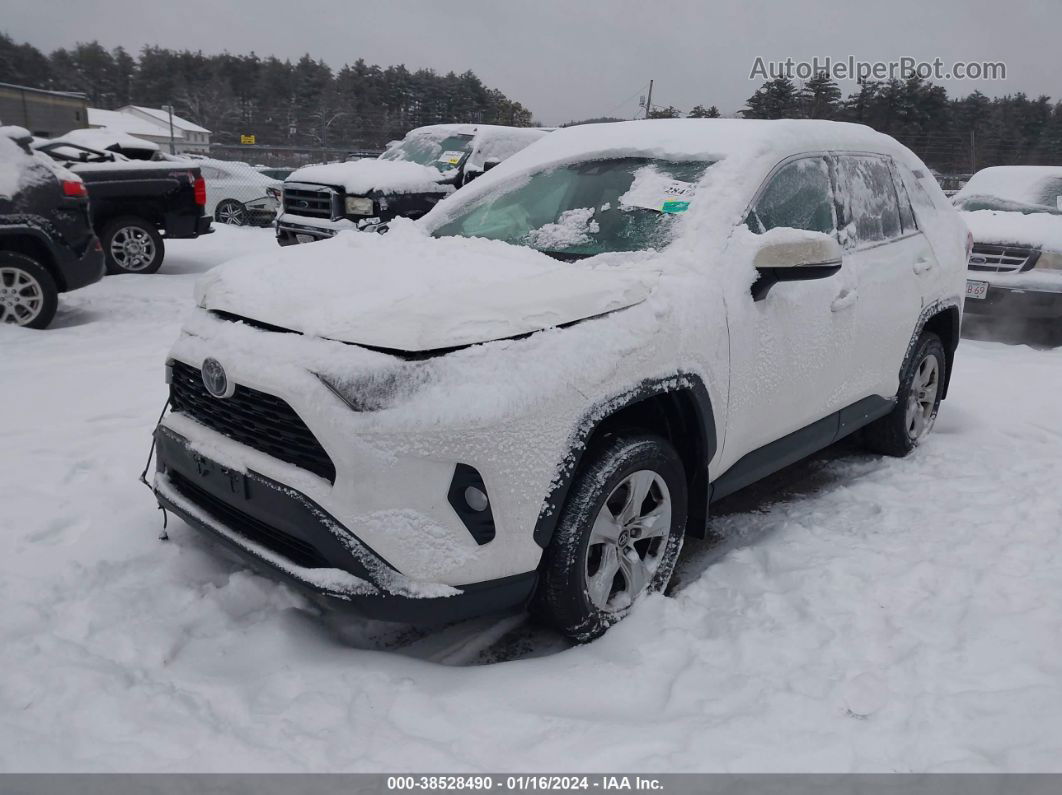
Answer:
[906,353,940,440]
[217,201,245,225]
[110,226,156,272]
[583,469,673,612]
[0,266,45,326]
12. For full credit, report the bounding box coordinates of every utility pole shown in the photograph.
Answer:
[162,103,176,155]
[969,129,977,174]
[645,80,654,119]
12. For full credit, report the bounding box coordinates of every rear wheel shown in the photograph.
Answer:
[534,433,687,643]
[102,216,164,275]
[0,252,58,329]
[215,199,246,226]
[863,331,946,457]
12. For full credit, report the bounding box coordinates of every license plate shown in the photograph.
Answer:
[296,234,315,244]
[966,279,989,300]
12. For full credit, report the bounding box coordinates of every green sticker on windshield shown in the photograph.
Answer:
[661,200,690,214]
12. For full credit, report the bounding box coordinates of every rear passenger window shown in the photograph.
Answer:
[835,155,902,246]
[751,157,836,235]
[889,161,917,232]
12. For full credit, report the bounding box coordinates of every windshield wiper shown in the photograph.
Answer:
[536,250,595,262]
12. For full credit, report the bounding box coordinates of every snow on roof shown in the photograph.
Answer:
[54,127,160,153]
[87,108,168,138]
[954,166,1062,211]
[287,159,448,195]
[122,105,210,134]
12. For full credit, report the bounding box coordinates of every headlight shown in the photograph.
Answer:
[345,196,374,216]
[317,366,430,412]
[1036,250,1062,271]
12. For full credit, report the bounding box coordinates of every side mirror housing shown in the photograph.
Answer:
[482,157,501,173]
[751,230,843,301]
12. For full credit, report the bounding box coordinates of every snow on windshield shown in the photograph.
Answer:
[432,158,710,257]
[954,166,1062,214]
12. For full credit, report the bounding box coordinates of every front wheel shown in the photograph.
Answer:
[101,216,165,275]
[0,251,58,329]
[534,433,687,643]
[862,331,946,457]
[215,199,246,226]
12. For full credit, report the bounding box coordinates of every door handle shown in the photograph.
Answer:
[831,288,858,312]
[913,256,933,274]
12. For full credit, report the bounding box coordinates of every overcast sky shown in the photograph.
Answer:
[2,0,1057,124]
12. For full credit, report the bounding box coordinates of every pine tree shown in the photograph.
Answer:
[742,77,801,119]
[688,104,720,118]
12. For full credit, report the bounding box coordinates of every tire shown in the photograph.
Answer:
[533,433,688,643]
[862,331,946,457]
[101,216,164,275]
[215,199,246,226]
[0,251,58,329]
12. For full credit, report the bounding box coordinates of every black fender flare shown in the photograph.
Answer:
[532,372,718,548]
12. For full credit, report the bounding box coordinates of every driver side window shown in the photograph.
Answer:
[750,157,837,236]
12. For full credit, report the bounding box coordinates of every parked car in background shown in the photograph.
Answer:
[954,166,1062,332]
[34,139,211,274]
[255,166,294,181]
[196,159,280,227]
[1,126,104,328]
[152,119,966,640]
[276,123,549,245]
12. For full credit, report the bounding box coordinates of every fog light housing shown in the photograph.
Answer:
[345,196,374,216]
[447,464,495,545]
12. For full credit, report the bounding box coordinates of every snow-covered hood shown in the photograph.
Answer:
[961,210,1062,253]
[195,221,660,352]
[286,159,451,196]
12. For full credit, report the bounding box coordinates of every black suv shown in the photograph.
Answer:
[1,127,104,328]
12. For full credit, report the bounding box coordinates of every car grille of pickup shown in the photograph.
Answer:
[282,184,337,219]
[968,244,1040,273]
[169,360,337,484]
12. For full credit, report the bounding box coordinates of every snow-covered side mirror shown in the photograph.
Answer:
[751,230,843,301]
[482,157,501,172]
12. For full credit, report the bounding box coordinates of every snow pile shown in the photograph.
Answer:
[196,219,661,351]
[0,131,50,199]
[287,159,448,195]
[1,226,1062,771]
[961,209,1062,253]
[526,207,599,249]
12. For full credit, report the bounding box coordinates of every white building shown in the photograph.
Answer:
[87,105,211,155]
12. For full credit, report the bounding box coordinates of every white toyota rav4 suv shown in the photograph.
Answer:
[152,120,968,641]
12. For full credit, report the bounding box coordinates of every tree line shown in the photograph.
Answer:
[741,74,1062,173]
[0,33,534,149]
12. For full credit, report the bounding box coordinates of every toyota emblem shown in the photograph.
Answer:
[201,357,232,398]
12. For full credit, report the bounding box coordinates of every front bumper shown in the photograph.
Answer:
[153,425,537,624]
[964,280,1062,321]
[275,212,356,245]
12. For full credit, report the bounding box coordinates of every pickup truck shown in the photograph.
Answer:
[276,124,549,245]
[1,127,105,328]
[34,140,212,274]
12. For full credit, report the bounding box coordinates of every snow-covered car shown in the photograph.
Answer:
[275,123,549,245]
[954,166,1062,327]
[196,159,281,227]
[151,119,967,641]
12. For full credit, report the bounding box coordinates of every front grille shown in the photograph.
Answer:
[169,471,331,568]
[968,244,1040,273]
[282,183,337,219]
[169,360,337,483]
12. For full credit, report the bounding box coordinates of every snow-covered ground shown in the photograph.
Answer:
[2,225,1061,772]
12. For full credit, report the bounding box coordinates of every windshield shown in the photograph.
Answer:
[956,175,1062,215]
[956,194,1062,215]
[380,132,474,172]
[431,157,712,258]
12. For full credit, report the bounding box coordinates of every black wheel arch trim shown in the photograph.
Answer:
[907,299,961,400]
[532,372,718,549]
